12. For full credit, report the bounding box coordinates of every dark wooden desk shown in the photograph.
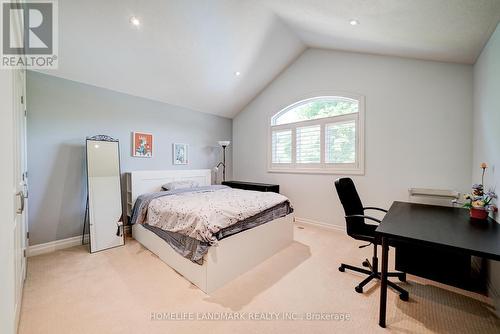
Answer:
[222,181,279,193]
[375,201,500,328]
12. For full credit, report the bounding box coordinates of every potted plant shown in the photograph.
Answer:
[463,163,497,221]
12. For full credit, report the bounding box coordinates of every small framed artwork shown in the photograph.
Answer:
[132,132,153,158]
[173,143,188,165]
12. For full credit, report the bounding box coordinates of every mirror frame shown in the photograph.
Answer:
[85,135,125,253]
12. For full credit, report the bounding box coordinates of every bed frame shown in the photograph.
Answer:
[128,170,294,294]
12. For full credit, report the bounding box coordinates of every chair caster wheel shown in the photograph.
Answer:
[338,266,345,272]
[362,260,370,267]
[399,292,409,301]
[355,286,363,293]
[399,274,406,282]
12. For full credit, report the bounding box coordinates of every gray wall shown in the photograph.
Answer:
[472,23,500,316]
[27,71,232,245]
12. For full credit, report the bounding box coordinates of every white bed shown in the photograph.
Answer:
[127,169,294,294]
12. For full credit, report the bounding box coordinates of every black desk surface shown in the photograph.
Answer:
[376,201,500,261]
[222,181,278,187]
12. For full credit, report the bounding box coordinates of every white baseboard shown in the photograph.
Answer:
[27,234,89,257]
[294,217,346,232]
[27,226,132,257]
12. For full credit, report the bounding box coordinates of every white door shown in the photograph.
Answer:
[13,68,28,328]
[0,6,27,333]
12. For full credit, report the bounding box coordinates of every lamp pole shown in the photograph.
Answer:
[216,141,230,183]
[222,144,227,182]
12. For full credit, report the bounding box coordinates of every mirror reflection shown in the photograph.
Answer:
[85,135,124,253]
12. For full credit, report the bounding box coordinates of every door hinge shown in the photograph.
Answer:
[27,232,29,239]
[21,95,24,104]
[24,109,27,117]
[23,249,26,257]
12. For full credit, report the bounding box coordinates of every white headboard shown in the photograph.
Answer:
[125,169,212,216]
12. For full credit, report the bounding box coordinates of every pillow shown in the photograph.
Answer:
[161,180,199,191]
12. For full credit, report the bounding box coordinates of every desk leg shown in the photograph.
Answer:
[379,236,389,328]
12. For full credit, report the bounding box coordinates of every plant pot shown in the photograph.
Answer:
[469,207,489,221]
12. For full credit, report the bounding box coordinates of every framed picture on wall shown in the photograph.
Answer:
[132,132,153,157]
[173,143,188,165]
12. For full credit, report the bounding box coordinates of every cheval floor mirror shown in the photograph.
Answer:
[83,135,125,253]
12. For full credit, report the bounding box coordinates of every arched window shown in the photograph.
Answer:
[269,95,364,174]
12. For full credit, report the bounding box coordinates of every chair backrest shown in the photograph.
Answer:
[334,178,366,237]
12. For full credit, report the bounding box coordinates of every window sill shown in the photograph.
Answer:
[267,168,365,175]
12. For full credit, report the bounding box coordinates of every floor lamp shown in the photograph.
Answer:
[214,140,230,183]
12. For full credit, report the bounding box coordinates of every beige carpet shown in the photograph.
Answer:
[19,224,499,334]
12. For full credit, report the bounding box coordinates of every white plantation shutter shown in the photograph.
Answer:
[269,95,364,174]
[272,129,292,163]
[296,125,320,163]
[325,121,356,163]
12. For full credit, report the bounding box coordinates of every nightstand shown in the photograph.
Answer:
[222,181,280,193]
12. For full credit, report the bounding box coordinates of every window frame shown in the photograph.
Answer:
[268,94,365,175]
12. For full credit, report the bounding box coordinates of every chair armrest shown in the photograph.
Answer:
[363,207,388,213]
[345,214,382,224]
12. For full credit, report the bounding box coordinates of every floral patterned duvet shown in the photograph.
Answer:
[133,186,291,245]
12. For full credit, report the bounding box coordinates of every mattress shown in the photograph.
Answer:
[141,201,293,264]
[130,186,293,264]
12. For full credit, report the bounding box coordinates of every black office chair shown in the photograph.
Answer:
[334,177,409,301]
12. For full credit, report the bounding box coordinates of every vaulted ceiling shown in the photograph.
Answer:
[41,0,500,118]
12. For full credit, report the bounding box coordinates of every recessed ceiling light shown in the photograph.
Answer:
[94,144,100,149]
[349,19,359,26]
[130,16,140,27]
[234,71,241,76]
